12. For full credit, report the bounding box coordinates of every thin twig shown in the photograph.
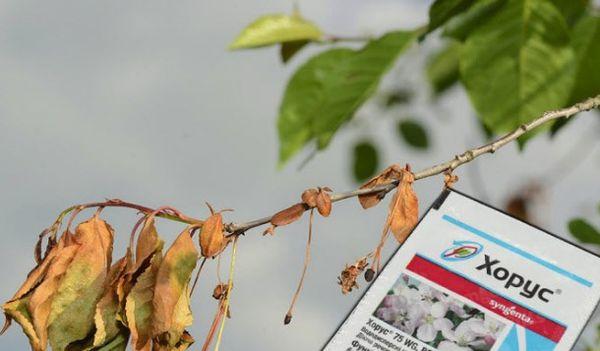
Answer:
[226,95,600,234]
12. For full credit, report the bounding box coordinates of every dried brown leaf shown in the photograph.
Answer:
[47,216,115,350]
[152,229,198,347]
[212,284,229,301]
[301,188,319,208]
[270,203,306,227]
[444,171,459,188]
[337,257,369,295]
[199,211,227,258]
[316,191,332,217]
[388,172,419,243]
[358,164,404,209]
[92,257,129,348]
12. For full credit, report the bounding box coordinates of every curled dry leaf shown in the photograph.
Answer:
[212,284,230,301]
[270,203,306,227]
[125,217,165,350]
[46,216,115,351]
[337,256,369,295]
[315,189,332,217]
[262,225,276,236]
[358,164,404,209]
[2,231,79,351]
[443,171,459,188]
[302,187,332,217]
[387,171,419,243]
[200,208,227,258]
[152,228,199,348]
[301,188,319,208]
[92,256,129,348]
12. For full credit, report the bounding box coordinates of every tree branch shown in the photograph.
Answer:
[226,94,600,234]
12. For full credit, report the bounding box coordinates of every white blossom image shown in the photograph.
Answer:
[373,274,506,350]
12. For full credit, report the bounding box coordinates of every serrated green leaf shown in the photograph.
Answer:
[398,120,429,149]
[568,15,600,104]
[229,14,322,50]
[352,141,379,183]
[427,42,461,95]
[459,0,575,145]
[425,0,476,36]
[569,219,600,245]
[443,0,507,40]
[278,31,416,165]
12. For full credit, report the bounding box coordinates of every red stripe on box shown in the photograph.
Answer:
[406,255,565,343]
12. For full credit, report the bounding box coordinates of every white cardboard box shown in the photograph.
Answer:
[323,189,600,351]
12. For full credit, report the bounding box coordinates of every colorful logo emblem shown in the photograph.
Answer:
[441,241,483,261]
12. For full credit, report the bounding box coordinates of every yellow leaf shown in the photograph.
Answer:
[152,229,198,347]
[47,216,114,350]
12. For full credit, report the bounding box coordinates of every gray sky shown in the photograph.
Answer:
[1,1,599,350]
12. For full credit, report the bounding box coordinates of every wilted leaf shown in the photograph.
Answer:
[301,189,319,208]
[278,31,416,165]
[425,0,476,36]
[3,296,39,350]
[569,219,600,245]
[426,42,460,95]
[459,0,575,145]
[93,331,129,351]
[200,212,226,258]
[271,203,306,226]
[26,235,80,351]
[337,256,369,295]
[125,219,164,351]
[229,13,322,50]
[92,257,129,348]
[398,120,429,149]
[316,190,332,217]
[152,229,198,347]
[352,141,379,183]
[387,172,419,243]
[280,40,309,63]
[47,216,114,351]
[358,164,404,209]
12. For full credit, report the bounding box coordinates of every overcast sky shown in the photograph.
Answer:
[1,1,599,350]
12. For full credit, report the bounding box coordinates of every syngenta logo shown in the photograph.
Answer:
[441,241,483,261]
[476,254,556,303]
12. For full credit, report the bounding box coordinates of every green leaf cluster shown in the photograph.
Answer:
[231,2,599,166]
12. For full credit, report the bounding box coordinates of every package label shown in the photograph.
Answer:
[323,190,600,351]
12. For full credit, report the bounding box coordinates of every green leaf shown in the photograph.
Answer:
[550,0,589,26]
[383,89,413,108]
[426,42,461,95]
[459,0,575,144]
[568,15,600,104]
[568,219,600,245]
[426,0,476,36]
[398,120,429,149]
[229,13,322,50]
[352,141,379,183]
[443,0,507,41]
[280,40,309,63]
[278,31,416,165]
